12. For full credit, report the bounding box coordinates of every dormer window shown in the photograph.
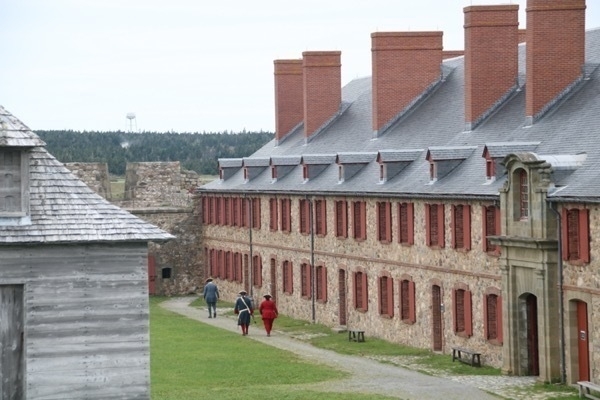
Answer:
[243,167,249,182]
[338,165,344,183]
[271,166,277,181]
[303,165,309,182]
[0,149,27,216]
[379,164,385,183]
[219,168,224,180]
[486,159,495,180]
[429,162,437,182]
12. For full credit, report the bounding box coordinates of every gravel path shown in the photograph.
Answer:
[160,297,560,400]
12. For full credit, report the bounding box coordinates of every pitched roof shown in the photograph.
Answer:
[202,28,600,202]
[0,107,174,244]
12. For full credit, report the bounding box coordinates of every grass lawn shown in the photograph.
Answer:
[150,297,396,400]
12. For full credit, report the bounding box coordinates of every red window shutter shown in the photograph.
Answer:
[342,201,348,238]
[377,202,385,241]
[362,272,368,312]
[438,204,445,248]
[407,203,414,245]
[451,205,457,249]
[464,205,471,250]
[318,200,327,236]
[353,272,360,308]
[497,295,503,344]
[425,204,431,246]
[299,199,307,234]
[452,289,458,332]
[483,294,489,340]
[561,208,570,261]
[378,277,384,315]
[482,206,491,252]
[386,203,392,243]
[408,280,416,323]
[580,208,590,263]
[361,202,367,240]
[494,207,501,254]
[322,267,328,302]
[387,276,394,317]
[465,290,473,337]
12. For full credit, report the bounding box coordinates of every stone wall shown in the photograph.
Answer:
[65,161,205,296]
[65,162,112,199]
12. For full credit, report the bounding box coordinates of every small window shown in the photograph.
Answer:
[378,275,394,317]
[429,162,437,182]
[161,267,172,279]
[315,199,327,236]
[352,201,367,241]
[353,270,368,311]
[299,199,310,234]
[335,200,348,238]
[282,260,293,294]
[425,203,445,248]
[377,201,392,243]
[451,204,471,251]
[316,265,327,302]
[399,278,416,324]
[379,164,385,183]
[303,165,309,181]
[397,202,414,245]
[453,285,473,338]
[252,255,262,287]
[300,263,311,299]
[561,207,590,263]
[271,166,277,181]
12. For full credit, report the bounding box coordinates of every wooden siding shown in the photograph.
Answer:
[0,243,151,400]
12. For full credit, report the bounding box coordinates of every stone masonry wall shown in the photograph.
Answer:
[65,162,112,200]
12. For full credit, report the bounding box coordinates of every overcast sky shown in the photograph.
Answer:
[1,1,599,133]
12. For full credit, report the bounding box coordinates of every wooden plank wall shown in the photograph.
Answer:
[0,243,151,400]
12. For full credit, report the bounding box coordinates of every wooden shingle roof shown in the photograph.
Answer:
[0,106,174,244]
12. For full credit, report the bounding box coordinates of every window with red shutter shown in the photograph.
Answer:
[269,198,278,231]
[335,200,348,238]
[282,261,293,294]
[562,207,590,263]
[455,289,465,332]
[486,294,498,340]
[567,209,580,260]
[301,263,311,299]
[252,198,261,229]
[355,271,365,310]
[315,199,326,236]
[353,201,367,241]
[252,255,262,287]
[316,265,327,302]
[429,204,438,246]
[281,198,291,233]
[299,199,309,234]
[453,205,464,249]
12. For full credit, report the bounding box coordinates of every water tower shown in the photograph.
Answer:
[126,112,137,132]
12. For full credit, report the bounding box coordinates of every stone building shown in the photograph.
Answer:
[199,0,600,385]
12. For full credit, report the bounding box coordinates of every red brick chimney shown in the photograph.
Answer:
[302,51,342,139]
[464,5,519,130]
[274,59,303,142]
[371,32,443,132]
[526,0,586,120]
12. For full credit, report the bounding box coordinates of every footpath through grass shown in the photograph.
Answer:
[153,297,581,400]
[150,297,395,400]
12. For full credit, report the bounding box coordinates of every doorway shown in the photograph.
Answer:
[0,285,24,399]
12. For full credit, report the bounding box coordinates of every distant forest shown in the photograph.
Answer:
[35,130,273,176]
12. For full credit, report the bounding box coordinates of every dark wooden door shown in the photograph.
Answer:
[147,254,157,295]
[338,269,347,326]
[526,294,539,376]
[1,285,24,400]
[432,285,443,351]
[270,258,277,303]
[577,301,590,381]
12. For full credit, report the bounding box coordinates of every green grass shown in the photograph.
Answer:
[158,297,582,399]
[151,297,396,400]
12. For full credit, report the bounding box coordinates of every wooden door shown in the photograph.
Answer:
[577,301,590,381]
[0,285,24,399]
[270,258,277,303]
[338,269,347,326]
[147,254,157,295]
[526,294,539,376]
[432,285,443,351]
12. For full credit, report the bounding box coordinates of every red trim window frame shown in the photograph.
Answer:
[397,202,414,245]
[251,198,261,230]
[483,287,503,345]
[315,264,327,303]
[300,262,312,300]
[335,200,348,238]
[399,276,416,324]
[482,205,501,255]
[561,207,590,264]
[378,273,394,318]
[425,203,445,248]
[377,201,392,244]
[452,283,473,338]
[280,198,292,233]
[353,269,368,312]
[451,204,471,251]
[269,198,278,231]
[282,260,293,294]
[299,199,310,235]
[315,199,327,236]
[352,201,367,241]
[252,254,263,287]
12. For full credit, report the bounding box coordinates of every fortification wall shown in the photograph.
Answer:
[65,162,112,199]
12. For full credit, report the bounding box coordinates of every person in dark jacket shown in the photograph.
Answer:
[234,290,254,336]
[202,278,219,318]
[259,294,278,337]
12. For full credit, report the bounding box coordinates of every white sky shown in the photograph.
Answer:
[1,1,599,133]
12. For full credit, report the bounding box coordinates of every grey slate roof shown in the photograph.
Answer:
[0,106,174,244]
[201,28,600,203]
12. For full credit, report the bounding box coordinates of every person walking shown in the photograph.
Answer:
[202,278,219,318]
[259,294,278,337]
[234,290,254,336]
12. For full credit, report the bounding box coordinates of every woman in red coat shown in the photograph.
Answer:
[258,294,278,336]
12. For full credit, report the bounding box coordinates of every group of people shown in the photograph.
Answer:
[202,278,278,336]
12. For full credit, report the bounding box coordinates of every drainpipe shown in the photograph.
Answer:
[310,197,316,323]
[247,195,254,300]
[548,201,565,384]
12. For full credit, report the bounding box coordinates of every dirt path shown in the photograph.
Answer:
[161,297,513,399]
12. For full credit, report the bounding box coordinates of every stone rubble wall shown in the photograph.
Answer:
[65,161,205,296]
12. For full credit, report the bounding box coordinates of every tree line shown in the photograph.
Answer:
[35,130,273,175]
